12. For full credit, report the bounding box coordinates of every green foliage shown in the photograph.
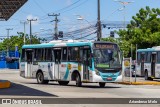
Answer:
[102,6,160,58]
[0,33,42,52]
[116,6,160,58]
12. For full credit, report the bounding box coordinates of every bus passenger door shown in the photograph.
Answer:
[140,53,145,76]
[26,50,33,78]
[151,54,156,77]
[82,47,91,81]
[54,48,61,80]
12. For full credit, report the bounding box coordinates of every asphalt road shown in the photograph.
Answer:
[0,69,160,107]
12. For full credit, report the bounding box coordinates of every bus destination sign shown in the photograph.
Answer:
[94,44,116,49]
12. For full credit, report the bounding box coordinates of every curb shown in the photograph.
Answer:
[0,80,11,89]
[117,81,160,85]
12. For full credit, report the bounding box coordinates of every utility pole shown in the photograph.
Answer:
[27,19,37,44]
[20,21,28,44]
[97,0,102,41]
[48,13,60,40]
[6,28,13,56]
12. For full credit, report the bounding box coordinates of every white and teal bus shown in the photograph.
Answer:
[136,46,160,80]
[20,40,122,87]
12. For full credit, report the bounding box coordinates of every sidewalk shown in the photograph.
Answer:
[0,80,11,89]
[0,68,19,73]
[117,77,160,85]
[0,69,17,88]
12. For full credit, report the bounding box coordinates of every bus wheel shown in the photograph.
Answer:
[58,81,69,85]
[36,72,49,84]
[76,74,82,87]
[99,82,105,88]
[145,71,149,80]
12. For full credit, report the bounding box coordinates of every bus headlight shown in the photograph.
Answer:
[95,69,100,76]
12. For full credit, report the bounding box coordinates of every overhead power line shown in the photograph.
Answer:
[54,0,81,13]
[61,0,89,14]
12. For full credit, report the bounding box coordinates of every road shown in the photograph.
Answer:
[0,69,160,107]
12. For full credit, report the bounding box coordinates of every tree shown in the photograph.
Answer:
[0,33,43,52]
[116,6,160,58]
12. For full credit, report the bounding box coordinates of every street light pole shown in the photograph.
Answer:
[20,21,28,44]
[97,0,102,41]
[114,0,134,28]
[6,28,13,56]
[27,19,37,44]
[77,16,83,39]
[76,15,95,40]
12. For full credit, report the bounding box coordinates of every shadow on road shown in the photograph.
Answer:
[0,83,58,97]
[24,82,121,89]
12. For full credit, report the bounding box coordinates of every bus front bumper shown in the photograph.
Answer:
[93,72,122,82]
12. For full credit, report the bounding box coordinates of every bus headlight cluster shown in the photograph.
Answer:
[95,69,100,76]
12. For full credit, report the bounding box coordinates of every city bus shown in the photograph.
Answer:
[136,46,160,80]
[20,40,122,87]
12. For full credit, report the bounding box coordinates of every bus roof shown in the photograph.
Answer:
[22,40,118,49]
[137,46,160,52]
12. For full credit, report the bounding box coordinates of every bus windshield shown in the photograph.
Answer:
[93,49,121,69]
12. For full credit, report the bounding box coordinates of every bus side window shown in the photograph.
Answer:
[54,49,61,63]
[157,52,160,63]
[37,49,42,61]
[68,47,79,61]
[26,51,32,62]
[45,48,52,61]
[21,49,25,62]
[68,48,71,61]
[33,49,37,61]
[137,52,141,65]
[62,47,67,61]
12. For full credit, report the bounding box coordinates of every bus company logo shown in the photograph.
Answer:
[2,99,11,104]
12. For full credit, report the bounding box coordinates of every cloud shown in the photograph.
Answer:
[26,15,39,25]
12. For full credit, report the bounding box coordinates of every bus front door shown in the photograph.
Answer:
[141,54,145,76]
[26,50,33,78]
[151,54,156,77]
[54,49,61,80]
[82,48,90,81]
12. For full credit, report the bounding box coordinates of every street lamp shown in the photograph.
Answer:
[76,15,95,38]
[76,15,84,39]
[114,0,134,28]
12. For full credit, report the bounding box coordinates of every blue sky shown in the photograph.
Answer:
[0,0,160,40]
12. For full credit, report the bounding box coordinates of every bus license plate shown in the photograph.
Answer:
[107,77,112,81]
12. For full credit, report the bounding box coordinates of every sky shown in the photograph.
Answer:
[0,0,160,41]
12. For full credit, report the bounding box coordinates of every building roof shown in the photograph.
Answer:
[0,0,28,21]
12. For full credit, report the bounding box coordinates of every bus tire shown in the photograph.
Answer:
[58,81,69,85]
[145,71,149,80]
[36,72,49,84]
[99,82,105,88]
[76,73,82,87]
